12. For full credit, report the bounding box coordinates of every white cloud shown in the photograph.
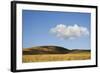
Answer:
[50,24,89,39]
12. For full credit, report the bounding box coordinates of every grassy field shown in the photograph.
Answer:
[22,52,91,63]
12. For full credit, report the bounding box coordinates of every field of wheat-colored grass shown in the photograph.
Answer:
[22,52,91,63]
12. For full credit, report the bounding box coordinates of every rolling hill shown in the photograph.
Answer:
[23,46,90,55]
[22,46,91,62]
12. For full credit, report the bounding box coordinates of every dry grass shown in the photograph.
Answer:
[22,52,91,63]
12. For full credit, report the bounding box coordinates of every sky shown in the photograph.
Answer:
[22,10,91,49]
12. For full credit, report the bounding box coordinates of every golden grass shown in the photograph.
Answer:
[22,52,91,63]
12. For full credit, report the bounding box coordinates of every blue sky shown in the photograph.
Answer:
[22,10,91,49]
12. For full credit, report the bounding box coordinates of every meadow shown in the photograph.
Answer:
[22,51,90,63]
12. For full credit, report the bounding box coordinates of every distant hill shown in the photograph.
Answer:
[23,46,70,55]
[69,49,91,54]
[23,46,90,55]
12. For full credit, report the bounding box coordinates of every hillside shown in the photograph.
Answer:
[22,46,91,62]
[23,46,70,55]
[23,46,90,55]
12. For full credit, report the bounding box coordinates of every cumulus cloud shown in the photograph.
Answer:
[50,24,89,39]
